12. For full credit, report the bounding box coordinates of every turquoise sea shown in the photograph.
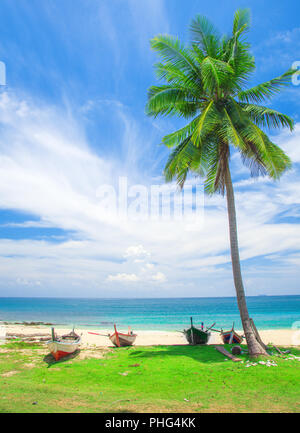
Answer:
[0,296,299,330]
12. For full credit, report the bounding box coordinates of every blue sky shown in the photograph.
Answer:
[0,0,299,298]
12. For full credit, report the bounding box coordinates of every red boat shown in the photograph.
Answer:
[109,324,137,347]
[221,323,243,344]
[88,324,137,347]
[47,328,81,361]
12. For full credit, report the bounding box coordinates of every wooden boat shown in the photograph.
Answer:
[220,323,243,344]
[47,328,81,361]
[183,318,215,345]
[109,324,137,347]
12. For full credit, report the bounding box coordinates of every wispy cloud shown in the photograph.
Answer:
[0,91,299,297]
[127,0,170,54]
[253,26,300,73]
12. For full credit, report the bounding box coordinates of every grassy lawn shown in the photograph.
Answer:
[0,341,299,413]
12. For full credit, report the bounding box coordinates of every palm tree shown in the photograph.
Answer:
[146,9,294,356]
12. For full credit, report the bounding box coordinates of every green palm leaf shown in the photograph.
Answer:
[146,8,294,192]
[241,122,292,178]
[146,85,199,118]
[150,35,199,77]
[164,138,202,188]
[162,116,201,148]
[233,8,251,35]
[238,70,294,103]
[191,101,221,146]
[204,142,229,195]
[190,15,221,57]
[201,57,234,94]
[240,103,294,130]
[154,62,202,97]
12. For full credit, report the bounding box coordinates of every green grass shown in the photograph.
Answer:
[0,342,299,413]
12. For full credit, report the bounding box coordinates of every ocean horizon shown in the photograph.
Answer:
[0,295,299,331]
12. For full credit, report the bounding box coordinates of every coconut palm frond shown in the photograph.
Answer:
[146,9,294,189]
[191,101,222,146]
[162,116,201,148]
[242,122,292,179]
[233,8,251,36]
[164,138,203,187]
[150,34,199,77]
[190,15,221,57]
[239,103,294,130]
[237,69,294,103]
[146,85,199,118]
[204,142,229,195]
[201,57,234,95]
[154,62,202,96]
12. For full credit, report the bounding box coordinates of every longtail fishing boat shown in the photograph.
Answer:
[109,324,137,347]
[47,328,81,361]
[183,317,215,345]
[220,323,243,344]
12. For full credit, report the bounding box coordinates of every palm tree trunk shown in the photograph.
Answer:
[224,163,267,357]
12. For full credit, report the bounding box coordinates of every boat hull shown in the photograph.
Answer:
[184,327,211,345]
[221,331,243,344]
[109,332,137,347]
[47,339,81,361]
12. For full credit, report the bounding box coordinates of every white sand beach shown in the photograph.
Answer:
[2,324,299,347]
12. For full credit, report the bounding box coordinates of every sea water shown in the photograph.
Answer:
[0,296,299,330]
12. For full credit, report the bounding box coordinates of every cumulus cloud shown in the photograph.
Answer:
[124,245,150,258]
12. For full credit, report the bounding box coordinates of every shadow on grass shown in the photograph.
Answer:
[43,349,81,368]
[106,407,137,413]
[128,344,229,364]
[128,344,300,365]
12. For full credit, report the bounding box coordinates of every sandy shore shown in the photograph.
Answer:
[1,324,299,347]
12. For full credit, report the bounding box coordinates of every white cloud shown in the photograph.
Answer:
[0,91,299,297]
[144,263,155,270]
[133,259,145,264]
[278,123,300,163]
[124,245,150,258]
[106,273,139,282]
[152,272,167,283]
[271,27,300,44]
